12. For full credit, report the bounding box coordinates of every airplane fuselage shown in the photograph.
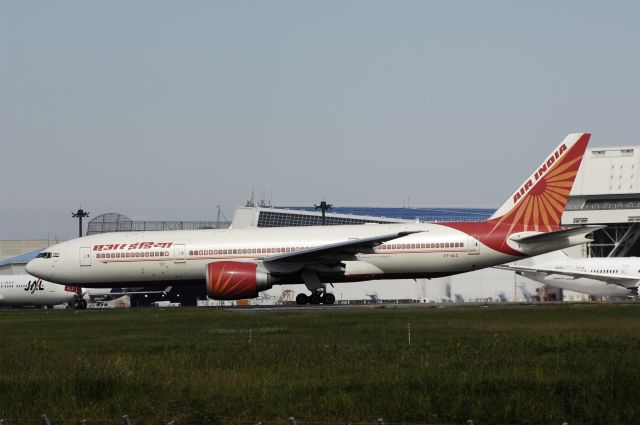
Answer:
[539,257,640,279]
[26,222,590,289]
[0,275,81,307]
[520,257,640,297]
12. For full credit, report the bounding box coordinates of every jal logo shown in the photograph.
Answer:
[25,279,44,294]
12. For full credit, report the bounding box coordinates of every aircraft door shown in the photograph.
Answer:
[174,244,186,263]
[80,247,92,266]
[467,235,480,255]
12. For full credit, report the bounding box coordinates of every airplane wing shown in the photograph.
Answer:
[495,264,640,287]
[87,286,172,300]
[263,231,421,265]
[111,287,172,295]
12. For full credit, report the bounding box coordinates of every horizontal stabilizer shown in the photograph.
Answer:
[509,225,605,245]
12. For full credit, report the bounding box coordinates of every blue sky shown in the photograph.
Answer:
[1,1,639,239]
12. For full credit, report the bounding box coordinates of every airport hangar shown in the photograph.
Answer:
[2,145,640,305]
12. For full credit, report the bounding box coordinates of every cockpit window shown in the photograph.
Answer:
[36,252,52,259]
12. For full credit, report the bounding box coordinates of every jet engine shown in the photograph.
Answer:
[206,261,272,300]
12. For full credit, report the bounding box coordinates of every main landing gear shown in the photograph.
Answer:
[296,291,336,305]
[71,299,87,310]
[296,270,336,305]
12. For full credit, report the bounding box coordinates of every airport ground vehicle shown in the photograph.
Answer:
[27,133,598,304]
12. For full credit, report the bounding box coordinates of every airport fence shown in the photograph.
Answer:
[0,416,498,425]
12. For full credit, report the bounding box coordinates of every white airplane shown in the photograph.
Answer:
[0,275,84,308]
[0,274,170,308]
[496,250,639,298]
[27,133,601,305]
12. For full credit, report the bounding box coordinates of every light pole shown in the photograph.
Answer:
[71,209,89,237]
[314,200,332,226]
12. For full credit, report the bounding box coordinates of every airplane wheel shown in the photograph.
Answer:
[323,293,336,305]
[309,293,322,305]
[80,300,88,309]
[296,293,309,305]
[72,300,81,309]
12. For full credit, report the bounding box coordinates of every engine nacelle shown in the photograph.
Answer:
[206,261,272,300]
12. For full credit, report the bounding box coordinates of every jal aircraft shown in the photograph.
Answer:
[0,275,83,308]
[27,133,601,305]
[0,273,169,308]
[497,250,640,298]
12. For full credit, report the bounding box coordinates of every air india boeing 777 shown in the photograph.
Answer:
[27,133,600,304]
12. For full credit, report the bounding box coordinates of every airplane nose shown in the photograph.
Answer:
[26,259,46,279]
[25,259,35,275]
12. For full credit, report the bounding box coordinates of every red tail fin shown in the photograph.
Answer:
[488,133,590,233]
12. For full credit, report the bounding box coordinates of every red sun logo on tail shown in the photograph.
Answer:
[442,133,591,256]
[488,134,590,236]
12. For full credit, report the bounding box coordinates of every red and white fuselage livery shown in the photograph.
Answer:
[27,133,600,304]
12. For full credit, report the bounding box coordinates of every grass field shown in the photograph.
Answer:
[1,304,640,424]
